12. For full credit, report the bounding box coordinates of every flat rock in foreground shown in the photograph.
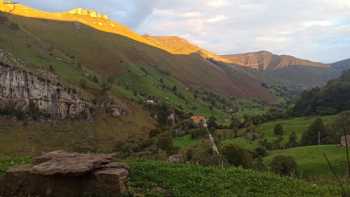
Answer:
[0,151,129,197]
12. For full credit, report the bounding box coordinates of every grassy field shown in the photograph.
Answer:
[174,134,200,149]
[222,115,338,151]
[222,137,259,151]
[0,110,155,156]
[129,161,341,197]
[256,115,337,145]
[264,145,347,177]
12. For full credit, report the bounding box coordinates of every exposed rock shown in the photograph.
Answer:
[0,49,130,120]
[0,151,129,197]
[31,150,114,176]
[0,50,93,119]
[168,154,184,163]
[68,8,109,20]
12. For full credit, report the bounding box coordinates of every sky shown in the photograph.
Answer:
[16,0,350,63]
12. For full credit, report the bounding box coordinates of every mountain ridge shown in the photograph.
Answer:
[331,58,350,72]
[222,50,329,70]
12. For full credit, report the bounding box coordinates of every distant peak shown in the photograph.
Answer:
[68,8,109,20]
[256,50,272,54]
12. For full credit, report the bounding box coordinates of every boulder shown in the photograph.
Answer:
[0,151,129,197]
[168,154,184,163]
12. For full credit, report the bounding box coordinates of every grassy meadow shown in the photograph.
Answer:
[265,145,347,177]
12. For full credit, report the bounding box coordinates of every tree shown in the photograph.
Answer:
[301,118,327,146]
[230,116,241,137]
[270,155,298,176]
[207,116,218,130]
[221,143,253,168]
[157,132,174,153]
[287,131,298,148]
[255,146,267,157]
[274,124,284,136]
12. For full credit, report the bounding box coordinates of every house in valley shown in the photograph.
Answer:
[191,115,207,128]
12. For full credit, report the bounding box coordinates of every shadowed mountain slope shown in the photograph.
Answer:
[332,58,350,72]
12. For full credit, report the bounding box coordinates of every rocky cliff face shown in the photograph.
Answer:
[0,50,93,119]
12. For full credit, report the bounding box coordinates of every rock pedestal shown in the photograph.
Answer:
[0,151,129,197]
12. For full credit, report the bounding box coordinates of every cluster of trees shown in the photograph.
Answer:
[293,70,350,116]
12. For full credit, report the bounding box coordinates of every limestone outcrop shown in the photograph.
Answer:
[0,49,129,120]
[0,55,93,119]
[0,151,129,197]
[68,8,109,20]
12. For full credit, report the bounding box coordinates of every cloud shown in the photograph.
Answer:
[16,0,350,62]
[207,0,229,8]
[207,15,228,23]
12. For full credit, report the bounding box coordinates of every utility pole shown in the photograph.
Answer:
[318,131,321,145]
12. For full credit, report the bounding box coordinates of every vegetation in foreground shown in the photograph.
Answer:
[129,161,341,197]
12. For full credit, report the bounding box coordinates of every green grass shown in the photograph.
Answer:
[129,160,341,197]
[265,145,347,177]
[256,115,337,145]
[222,137,259,151]
[174,135,200,149]
[0,155,31,176]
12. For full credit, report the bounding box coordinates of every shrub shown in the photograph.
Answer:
[221,144,253,168]
[157,132,174,153]
[8,22,20,31]
[79,78,88,89]
[190,128,207,139]
[207,116,218,130]
[184,140,221,166]
[287,131,298,148]
[255,146,267,157]
[270,155,298,176]
[274,124,284,136]
[254,157,267,171]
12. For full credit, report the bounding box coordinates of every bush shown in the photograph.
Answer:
[190,128,207,139]
[254,157,267,171]
[274,124,284,136]
[157,132,174,153]
[8,22,20,31]
[270,155,298,176]
[221,144,253,168]
[184,140,221,166]
[255,146,267,157]
[79,78,88,89]
[287,131,298,148]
